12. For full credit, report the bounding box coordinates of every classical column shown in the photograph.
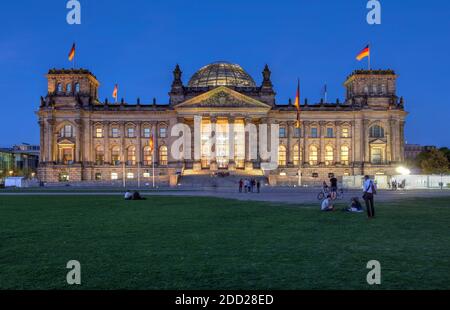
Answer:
[319,121,326,164]
[47,119,56,163]
[209,117,217,171]
[287,122,294,166]
[244,117,253,170]
[39,120,45,163]
[399,120,406,162]
[137,121,142,165]
[303,121,309,165]
[335,121,341,164]
[152,122,158,165]
[104,122,110,163]
[75,119,83,163]
[354,118,363,164]
[390,119,397,162]
[227,116,236,171]
[364,119,370,163]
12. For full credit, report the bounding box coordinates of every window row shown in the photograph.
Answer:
[94,126,167,138]
[279,127,351,139]
[278,145,351,166]
[95,145,168,166]
[56,82,81,94]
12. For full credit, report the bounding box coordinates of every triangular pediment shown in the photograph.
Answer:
[175,86,271,110]
[370,139,387,145]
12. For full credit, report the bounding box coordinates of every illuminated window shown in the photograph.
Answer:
[293,144,302,166]
[278,145,287,166]
[75,83,80,93]
[127,146,136,165]
[95,146,104,165]
[95,127,103,138]
[95,173,102,180]
[325,146,334,166]
[341,127,350,138]
[341,146,350,165]
[371,147,383,164]
[143,172,150,178]
[111,172,118,180]
[57,83,63,92]
[159,146,168,165]
[370,125,385,138]
[143,146,153,166]
[127,172,134,179]
[111,146,120,165]
[66,83,72,93]
[234,121,245,169]
[309,145,318,165]
[61,148,73,164]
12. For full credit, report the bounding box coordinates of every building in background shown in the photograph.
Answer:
[37,62,407,186]
[0,144,40,181]
[404,144,437,160]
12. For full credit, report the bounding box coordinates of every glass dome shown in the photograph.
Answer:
[188,62,256,88]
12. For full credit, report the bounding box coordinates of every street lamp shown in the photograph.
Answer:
[396,166,411,176]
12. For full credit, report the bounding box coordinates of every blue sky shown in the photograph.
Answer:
[0,0,449,147]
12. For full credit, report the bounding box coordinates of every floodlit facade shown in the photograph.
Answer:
[37,62,407,186]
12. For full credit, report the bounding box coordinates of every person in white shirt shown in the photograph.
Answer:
[124,190,133,200]
[363,175,376,218]
[321,195,334,212]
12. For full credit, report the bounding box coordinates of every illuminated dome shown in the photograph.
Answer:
[188,62,256,88]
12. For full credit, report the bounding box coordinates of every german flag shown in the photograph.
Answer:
[149,135,154,153]
[294,79,301,128]
[356,45,370,61]
[68,43,76,62]
[112,84,118,100]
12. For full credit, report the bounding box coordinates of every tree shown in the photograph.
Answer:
[439,147,450,165]
[420,149,449,174]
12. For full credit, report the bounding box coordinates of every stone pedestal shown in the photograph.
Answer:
[169,175,179,187]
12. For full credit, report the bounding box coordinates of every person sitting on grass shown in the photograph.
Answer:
[132,191,146,200]
[321,195,335,212]
[124,190,133,200]
[344,197,364,213]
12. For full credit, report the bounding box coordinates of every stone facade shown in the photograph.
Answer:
[37,63,408,186]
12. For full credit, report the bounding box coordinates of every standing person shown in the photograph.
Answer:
[363,175,376,218]
[257,180,261,193]
[251,179,256,193]
[239,179,243,193]
[330,176,338,200]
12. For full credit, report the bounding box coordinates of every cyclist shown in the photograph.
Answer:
[330,176,338,200]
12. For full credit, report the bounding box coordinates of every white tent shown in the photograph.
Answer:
[5,177,25,188]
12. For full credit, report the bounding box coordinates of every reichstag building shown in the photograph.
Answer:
[37,62,407,186]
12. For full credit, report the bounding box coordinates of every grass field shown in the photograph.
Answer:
[1,195,449,290]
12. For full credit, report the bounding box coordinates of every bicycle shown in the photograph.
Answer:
[317,187,344,201]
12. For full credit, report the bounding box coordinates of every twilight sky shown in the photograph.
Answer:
[0,0,449,147]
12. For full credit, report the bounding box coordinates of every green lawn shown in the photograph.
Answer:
[0,195,449,290]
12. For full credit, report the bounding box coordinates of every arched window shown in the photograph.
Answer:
[66,83,72,93]
[75,83,80,93]
[95,146,104,165]
[325,146,334,166]
[309,145,318,165]
[57,83,63,92]
[127,146,136,165]
[111,146,121,165]
[143,146,153,166]
[293,144,302,166]
[341,146,350,165]
[341,127,350,138]
[60,125,74,138]
[278,145,287,167]
[159,146,168,165]
[370,125,385,138]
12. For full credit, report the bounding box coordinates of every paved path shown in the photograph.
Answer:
[1,188,450,205]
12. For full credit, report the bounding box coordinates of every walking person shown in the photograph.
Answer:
[363,175,377,218]
[239,179,243,193]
